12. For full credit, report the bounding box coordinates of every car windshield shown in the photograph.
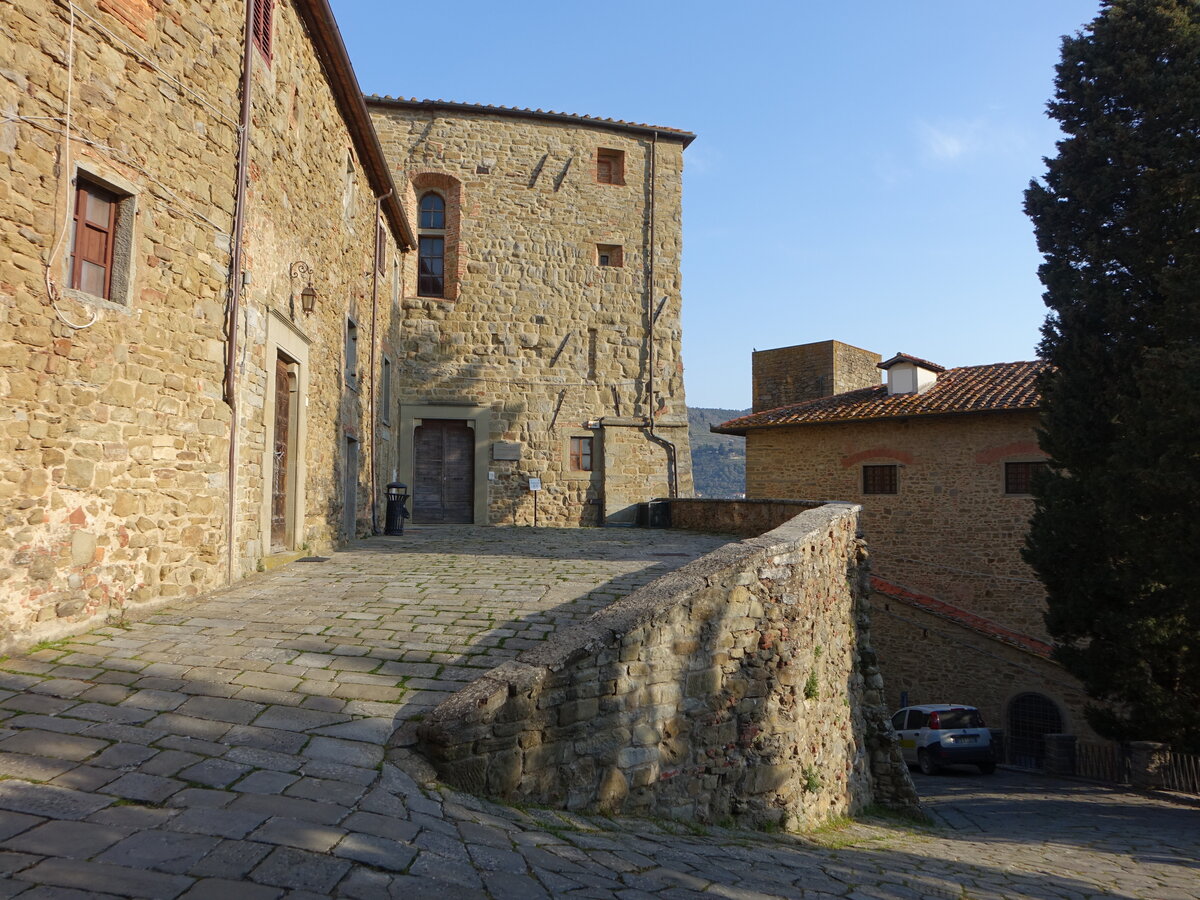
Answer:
[939,708,985,728]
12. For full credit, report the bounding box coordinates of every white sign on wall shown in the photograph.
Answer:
[528,478,542,492]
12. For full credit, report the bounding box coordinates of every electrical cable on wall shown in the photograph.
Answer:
[42,0,97,330]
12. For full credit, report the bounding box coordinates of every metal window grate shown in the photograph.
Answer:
[863,464,898,494]
[1005,461,1047,494]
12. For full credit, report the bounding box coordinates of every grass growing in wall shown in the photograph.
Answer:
[804,670,820,700]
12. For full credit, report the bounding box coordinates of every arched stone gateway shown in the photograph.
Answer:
[1008,692,1064,769]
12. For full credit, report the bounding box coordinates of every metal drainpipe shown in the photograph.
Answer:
[645,131,678,498]
[224,0,255,584]
[368,191,392,534]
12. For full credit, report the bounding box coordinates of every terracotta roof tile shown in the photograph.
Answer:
[714,360,1047,434]
[365,96,696,146]
[871,577,1053,659]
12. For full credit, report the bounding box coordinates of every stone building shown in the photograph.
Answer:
[366,98,694,526]
[0,0,412,650]
[715,340,1097,764]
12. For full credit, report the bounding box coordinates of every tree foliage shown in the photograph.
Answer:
[1024,0,1200,752]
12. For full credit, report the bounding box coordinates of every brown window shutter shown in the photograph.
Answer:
[70,182,117,299]
[253,0,273,59]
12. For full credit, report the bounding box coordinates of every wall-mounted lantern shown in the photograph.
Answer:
[289,261,316,314]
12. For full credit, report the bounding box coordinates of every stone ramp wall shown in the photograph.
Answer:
[414,503,919,829]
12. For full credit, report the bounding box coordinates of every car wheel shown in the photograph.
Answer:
[978,762,996,775]
[918,749,939,776]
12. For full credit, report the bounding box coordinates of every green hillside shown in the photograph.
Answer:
[687,407,749,498]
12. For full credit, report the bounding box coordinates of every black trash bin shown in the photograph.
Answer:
[384,482,410,535]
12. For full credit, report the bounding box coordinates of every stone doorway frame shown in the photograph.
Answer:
[398,403,490,526]
[260,309,310,555]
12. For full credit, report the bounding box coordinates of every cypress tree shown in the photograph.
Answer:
[1024,0,1200,752]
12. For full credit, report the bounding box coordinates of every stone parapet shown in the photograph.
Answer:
[414,503,920,829]
[663,497,824,537]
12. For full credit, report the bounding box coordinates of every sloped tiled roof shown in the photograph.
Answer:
[365,96,696,147]
[871,577,1054,660]
[713,360,1047,434]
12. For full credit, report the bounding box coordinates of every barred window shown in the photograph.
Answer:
[1005,461,1047,495]
[862,464,898,495]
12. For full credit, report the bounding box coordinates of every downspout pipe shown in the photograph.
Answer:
[368,190,392,534]
[645,130,678,498]
[224,0,255,584]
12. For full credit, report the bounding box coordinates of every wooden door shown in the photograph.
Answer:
[270,357,291,551]
[413,420,474,524]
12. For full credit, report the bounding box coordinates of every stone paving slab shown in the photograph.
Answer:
[0,526,1197,898]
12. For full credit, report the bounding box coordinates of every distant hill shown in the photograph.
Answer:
[687,407,749,498]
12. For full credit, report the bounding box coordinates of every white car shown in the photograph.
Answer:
[892,704,997,775]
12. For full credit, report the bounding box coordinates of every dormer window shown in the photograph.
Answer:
[877,353,946,396]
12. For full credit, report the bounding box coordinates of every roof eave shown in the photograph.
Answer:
[294,0,416,250]
[365,96,697,148]
[720,404,1041,433]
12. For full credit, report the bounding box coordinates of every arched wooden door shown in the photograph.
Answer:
[412,420,474,524]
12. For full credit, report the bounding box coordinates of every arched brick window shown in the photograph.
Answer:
[407,173,462,301]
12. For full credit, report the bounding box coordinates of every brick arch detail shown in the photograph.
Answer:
[408,171,463,302]
[974,441,1045,465]
[840,447,915,468]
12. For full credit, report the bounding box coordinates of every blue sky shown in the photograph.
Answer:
[331,0,1103,409]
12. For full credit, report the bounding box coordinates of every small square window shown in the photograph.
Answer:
[863,464,898,495]
[1005,461,1047,495]
[570,436,593,472]
[597,148,624,185]
[596,244,623,267]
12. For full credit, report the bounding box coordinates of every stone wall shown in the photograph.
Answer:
[664,498,823,537]
[745,411,1049,639]
[368,101,693,526]
[415,503,920,829]
[0,0,405,651]
[752,340,880,412]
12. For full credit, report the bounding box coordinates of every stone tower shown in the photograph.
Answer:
[368,98,695,525]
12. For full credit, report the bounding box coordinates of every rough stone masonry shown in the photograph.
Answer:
[415,502,921,830]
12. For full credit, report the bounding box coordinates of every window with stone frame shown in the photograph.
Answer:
[597,148,624,185]
[569,436,594,472]
[862,464,898,494]
[68,174,133,305]
[1005,461,1047,495]
[252,0,274,61]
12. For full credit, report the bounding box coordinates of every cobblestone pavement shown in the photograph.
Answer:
[1,527,1198,899]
